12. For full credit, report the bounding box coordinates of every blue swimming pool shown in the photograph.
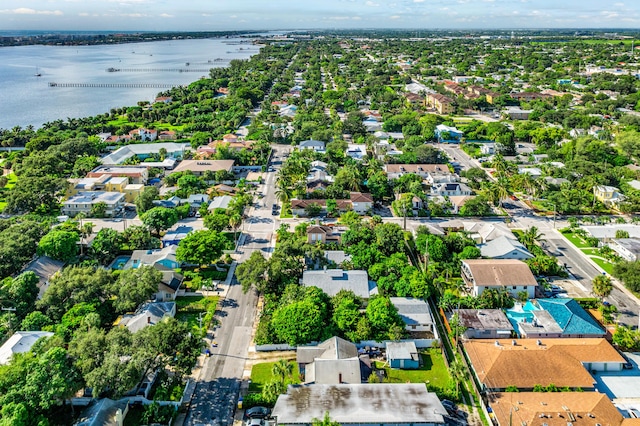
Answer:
[505,301,540,335]
[110,255,131,270]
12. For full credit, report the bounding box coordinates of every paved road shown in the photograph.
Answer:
[185,148,287,426]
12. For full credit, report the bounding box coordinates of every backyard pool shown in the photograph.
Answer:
[110,255,131,270]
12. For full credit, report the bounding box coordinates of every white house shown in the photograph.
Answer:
[350,192,373,214]
[62,191,125,217]
[390,297,435,334]
[0,331,54,365]
[479,236,533,260]
[299,140,326,152]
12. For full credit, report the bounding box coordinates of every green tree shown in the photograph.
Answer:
[312,412,341,426]
[175,230,226,266]
[122,225,159,250]
[448,359,466,397]
[20,311,51,331]
[91,228,123,264]
[365,296,405,341]
[0,272,39,320]
[612,260,640,292]
[272,359,294,385]
[37,229,79,262]
[111,266,162,313]
[135,186,160,213]
[592,274,613,300]
[374,223,405,256]
[37,266,114,322]
[271,299,325,345]
[237,251,269,293]
[141,207,179,236]
[90,201,108,218]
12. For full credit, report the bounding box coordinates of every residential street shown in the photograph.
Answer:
[184,148,286,426]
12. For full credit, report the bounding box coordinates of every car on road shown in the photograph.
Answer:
[244,406,270,421]
[624,361,634,370]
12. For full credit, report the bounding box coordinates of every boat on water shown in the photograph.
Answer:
[34,67,41,77]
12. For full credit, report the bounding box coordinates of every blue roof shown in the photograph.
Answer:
[537,298,605,336]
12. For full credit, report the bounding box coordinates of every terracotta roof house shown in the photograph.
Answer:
[455,309,514,340]
[307,225,341,244]
[290,199,352,217]
[87,166,148,184]
[461,259,538,298]
[350,192,373,214]
[272,384,447,426]
[489,392,639,426]
[464,338,625,391]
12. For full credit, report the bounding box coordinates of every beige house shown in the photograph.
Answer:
[594,185,624,206]
[307,225,341,244]
[170,159,235,177]
[461,259,538,298]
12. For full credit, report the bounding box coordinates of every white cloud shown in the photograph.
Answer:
[414,0,425,2]
[159,13,173,17]
[366,1,380,6]
[0,8,63,15]
[389,15,400,19]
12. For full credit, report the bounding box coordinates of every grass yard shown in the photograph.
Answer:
[175,295,219,312]
[374,348,450,389]
[175,295,219,335]
[562,230,591,248]
[106,116,185,132]
[0,173,18,211]
[249,361,299,393]
[591,257,615,275]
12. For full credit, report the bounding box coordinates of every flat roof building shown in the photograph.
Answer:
[272,384,447,426]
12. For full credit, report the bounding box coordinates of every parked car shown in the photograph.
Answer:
[245,406,270,421]
[623,362,634,370]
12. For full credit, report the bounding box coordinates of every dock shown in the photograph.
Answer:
[48,82,179,88]
[106,67,210,73]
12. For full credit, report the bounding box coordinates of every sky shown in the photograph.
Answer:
[1,0,640,31]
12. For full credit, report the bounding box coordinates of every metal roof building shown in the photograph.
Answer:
[272,384,447,426]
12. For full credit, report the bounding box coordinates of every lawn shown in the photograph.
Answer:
[249,361,299,393]
[175,295,219,312]
[374,348,451,389]
[0,173,18,211]
[591,257,615,275]
[561,230,591,249]
[175,295,219,335]
[106,116,186,132]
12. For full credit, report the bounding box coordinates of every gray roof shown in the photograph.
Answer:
[118,302,175,333]
[479,235,533,259]
[613,238,640,254]
[299,139,325,148]
[583,225,640,239]
[64,191,125,205]
[24,256,65,297]
[390,297,434,327]
[208,195,234,211]
[161,226,193,242]
[101,142,190,165]
[386,341,419,361]
[0,331,54,365]
[464,221,516,243]
[272,384,447,425]
[305,357,362,384]
[301,269,377,299]
[297,336,358,364]
[324,250,352,266]
[455,309,513,331]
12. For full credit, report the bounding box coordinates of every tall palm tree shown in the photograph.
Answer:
[448,359,467,397]
[495,176,511,208]
[229,213,242,245]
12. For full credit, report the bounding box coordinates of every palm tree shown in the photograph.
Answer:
[592,274,613,300]
[495,176,511,208]
[229,213,242,245]
[448,359,467,397]
[272,359,294,385]
[520,226,544,249]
